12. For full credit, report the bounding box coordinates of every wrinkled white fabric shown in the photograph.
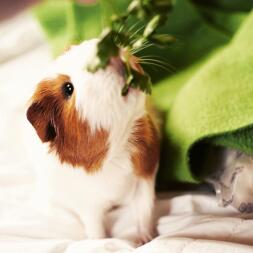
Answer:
[1,12,253,253]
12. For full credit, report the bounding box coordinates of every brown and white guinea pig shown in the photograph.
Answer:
[25,39,160,243]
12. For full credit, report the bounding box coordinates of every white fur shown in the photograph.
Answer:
[25,39,157,243]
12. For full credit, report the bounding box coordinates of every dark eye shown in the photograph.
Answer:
[62,82,74,98]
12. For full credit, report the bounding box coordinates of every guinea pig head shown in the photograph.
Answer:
[26,74,109,172]
[26,39,147,172]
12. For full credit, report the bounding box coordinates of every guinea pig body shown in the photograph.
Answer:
[25,39,160,243]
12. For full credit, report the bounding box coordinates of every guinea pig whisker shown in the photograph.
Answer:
[131,43,154,54]
[131,40,150,50]
[140,58,172,68]
[140,60,173,72]
[139,56,175,71]
[114,21,142,47]
[127,21,142,33]
[128,25,146,41]
[141,62,171,72]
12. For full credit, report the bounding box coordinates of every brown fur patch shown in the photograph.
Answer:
[128,116,160,178]
[27,74,109,172]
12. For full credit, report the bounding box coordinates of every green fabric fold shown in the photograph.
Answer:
[154,10,253,183]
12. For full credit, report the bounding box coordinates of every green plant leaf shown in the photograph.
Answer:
[87,28,119,72]
[87,0,174,95]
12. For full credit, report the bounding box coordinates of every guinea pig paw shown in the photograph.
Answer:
[134,228,157,246]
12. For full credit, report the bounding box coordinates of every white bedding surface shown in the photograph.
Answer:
[1,13,253,253]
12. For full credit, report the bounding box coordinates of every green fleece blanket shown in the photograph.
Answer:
[154,9,253,183]
[33,0,253,184]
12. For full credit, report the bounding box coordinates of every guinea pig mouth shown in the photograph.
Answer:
[110,51,144,79]
[110,50,146,96]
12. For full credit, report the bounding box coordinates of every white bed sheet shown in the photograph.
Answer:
[1,13,253,253]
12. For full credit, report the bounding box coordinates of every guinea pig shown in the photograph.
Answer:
[25,39,160,243]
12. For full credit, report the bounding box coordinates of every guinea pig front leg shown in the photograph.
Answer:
[132,178,156,244]
[80,206,106,239]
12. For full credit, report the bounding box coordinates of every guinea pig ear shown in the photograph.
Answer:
[26,101,56,143]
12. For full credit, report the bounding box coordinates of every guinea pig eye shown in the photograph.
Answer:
[62,82,74,98]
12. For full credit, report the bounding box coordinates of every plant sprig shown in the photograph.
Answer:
[87,0,175,96]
